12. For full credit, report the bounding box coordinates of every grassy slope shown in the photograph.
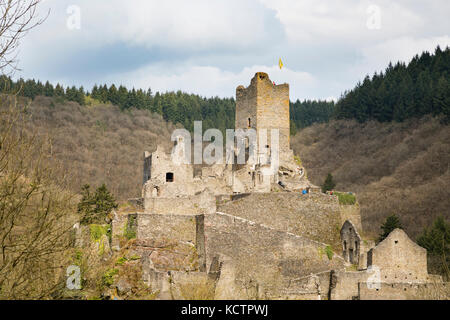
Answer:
[291,116,450,239]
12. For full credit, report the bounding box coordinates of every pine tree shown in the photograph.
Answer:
[78,184,118,225]
[44,81,54,97]
[378,214,403,243]
[417,216,450,279]
[93,184,118,219]
[54,83,65,97]
[322,173,336,193]
[433,77,450,121]
[78,184,95,225]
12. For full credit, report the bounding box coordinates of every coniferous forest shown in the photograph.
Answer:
[334,46,449,123]
[1,46,448,133]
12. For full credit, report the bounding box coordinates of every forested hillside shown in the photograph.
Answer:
[1,75,334,134]
[10,96,176,199]
[335,46,449,123]
[291,116,450,239]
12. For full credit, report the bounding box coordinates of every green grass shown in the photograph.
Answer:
[335,192,356,205]
[325,245,334,260]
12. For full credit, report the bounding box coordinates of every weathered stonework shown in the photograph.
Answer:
[217,192,343,249]
[340,220,361,265]
[367,229,429,283]
[109,72,447,300]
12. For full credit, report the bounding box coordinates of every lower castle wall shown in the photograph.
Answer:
[144,193,216,215]
[204,211,345,296]
[359,282,449,300]
[330,270,370,300]
[217,193,344,250]
[132,213,198,244]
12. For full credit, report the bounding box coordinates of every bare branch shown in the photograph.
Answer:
[0,0,48,75]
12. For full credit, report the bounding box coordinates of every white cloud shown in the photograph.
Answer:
[30,0,282,52]
[350,36,450,78]
[15,0,450,101]
[259,0,427,44]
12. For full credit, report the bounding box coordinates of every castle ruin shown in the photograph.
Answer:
[109,72,446,300]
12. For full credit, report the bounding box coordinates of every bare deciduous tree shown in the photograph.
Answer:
[0,97,78,299]
[0,0,48,74]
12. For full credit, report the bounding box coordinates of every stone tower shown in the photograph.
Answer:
[235,72,290,157]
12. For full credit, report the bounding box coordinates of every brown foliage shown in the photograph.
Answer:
[0,96,77,299]
[291,117,450,239]
[20,96,176,200]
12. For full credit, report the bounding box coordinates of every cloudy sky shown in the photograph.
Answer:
[15,0,450,101]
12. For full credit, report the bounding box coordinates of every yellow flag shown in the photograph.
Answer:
[279,58,283,69]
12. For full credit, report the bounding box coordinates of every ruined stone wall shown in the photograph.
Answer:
[367,229,428,283]
[217,192,343,250]
[143,151,151,184]
[147,146,194,187]
[144,268,211,300]
[235,72,290,156]
[339,204,362,234]
[204,211,345,296]
[131,213,199,244]
[358,282,449,300]
[130,213,206,273]
[340,220,361,265]
[144,192,216,215]
[235,77,257,132]
[329,270,370,300]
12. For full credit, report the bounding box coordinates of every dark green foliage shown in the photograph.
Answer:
[417,216,450,279]
[78,184,118,225]
[290,99,334,129]
[335,46,450,123]
[321,173,336,193]
[378,214,402,243]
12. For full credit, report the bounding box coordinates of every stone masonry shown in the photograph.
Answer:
[110,72,447,300]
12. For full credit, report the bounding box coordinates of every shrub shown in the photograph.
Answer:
[115,257,128,266]
[102,268,119,287]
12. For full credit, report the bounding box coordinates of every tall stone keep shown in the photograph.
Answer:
[235,72,290,157]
